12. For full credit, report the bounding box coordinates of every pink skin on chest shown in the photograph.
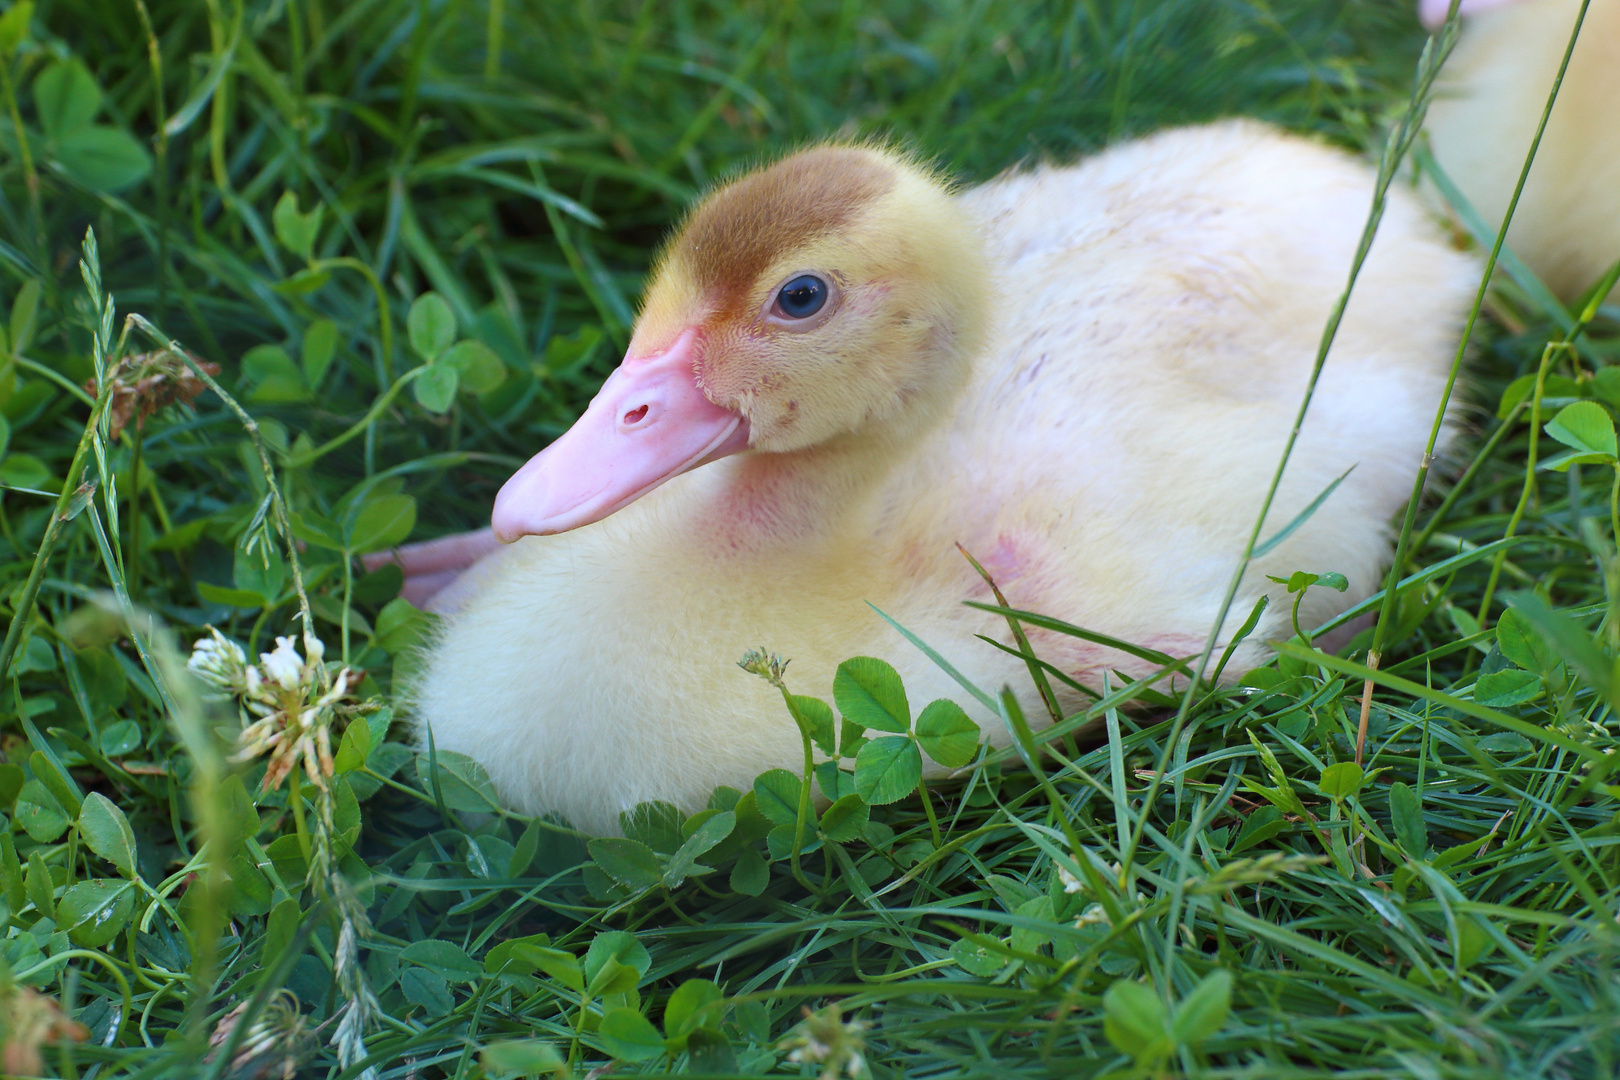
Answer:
[946,529,1207,691]
[702,455,833,553]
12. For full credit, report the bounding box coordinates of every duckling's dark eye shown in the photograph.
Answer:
[775,275,828,319]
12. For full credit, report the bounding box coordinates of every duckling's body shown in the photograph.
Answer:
[1424,0,1620,300]
[412,120,1475,835]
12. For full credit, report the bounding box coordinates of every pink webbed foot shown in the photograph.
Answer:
[362,528,502,610]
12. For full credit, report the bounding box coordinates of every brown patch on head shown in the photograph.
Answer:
[628,140,988,457]
[671,146,897,309]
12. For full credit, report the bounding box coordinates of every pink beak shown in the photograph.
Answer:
[491,329,750,541]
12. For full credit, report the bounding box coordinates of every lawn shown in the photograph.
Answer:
[0,0,1617,1077]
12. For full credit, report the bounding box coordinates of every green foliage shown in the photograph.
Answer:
[598,1007,665,1061]
[1543,400,1617,468]
[271,191,324,264]
[1317,761,1366,801]
[1388,781,1427,856]
[854,735,924,805]
[0,0,1615,1076]
[1102,970,1232,1066]
[347,493,417,553]
[58,879,134,947]
[834,655,911,733]
[915,698,979,767]
[407,291,507,411]
[31,58,150,191]
[77,793,136,878]
[482,1039,567,1078]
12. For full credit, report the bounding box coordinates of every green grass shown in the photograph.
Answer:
[0,0,1618,1076]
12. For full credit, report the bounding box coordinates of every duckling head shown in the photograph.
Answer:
[491,143,990,541]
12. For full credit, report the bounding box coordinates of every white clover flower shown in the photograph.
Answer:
[195,619,377,1075]
[1056,864,1084,894]
[780,1005,869,1080]
[737,647,790,689]
[261,636,307,690]
[1075,903,1110,928]
[1557,716,1617,771]
[1556,715,1611,746]
[195,623,360,794]
[206,991,308,1079]
[188,627,249,692]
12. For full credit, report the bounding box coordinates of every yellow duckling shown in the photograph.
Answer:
[385,120,1475,834]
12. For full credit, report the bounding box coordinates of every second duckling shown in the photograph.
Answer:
[1424,0,1620,301]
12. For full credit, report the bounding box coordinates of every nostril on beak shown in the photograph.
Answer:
[622,404,650,427]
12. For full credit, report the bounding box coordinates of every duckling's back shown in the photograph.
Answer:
[885,119,1478,659]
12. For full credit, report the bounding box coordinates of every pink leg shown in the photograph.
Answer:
[399,568,466,609]
[362,528,502,609]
